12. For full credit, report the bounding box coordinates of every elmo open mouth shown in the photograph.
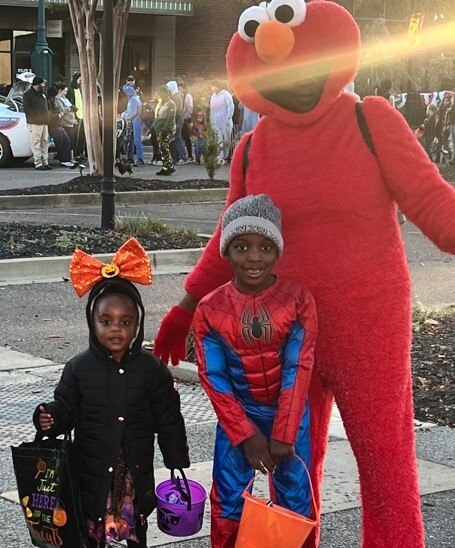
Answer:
[251,61,330,114]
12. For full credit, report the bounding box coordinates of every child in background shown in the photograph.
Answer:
[414,124,425,144]
[423,104,438,161]
[192,110,207,164]
[34,238,189,548]
[193,194,318,547]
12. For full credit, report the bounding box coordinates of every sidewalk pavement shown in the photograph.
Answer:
[0,153,230,192]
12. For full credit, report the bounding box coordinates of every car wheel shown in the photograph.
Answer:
[0,134,13,167]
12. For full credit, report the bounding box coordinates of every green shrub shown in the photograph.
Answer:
[115,214,198,239]
[203,126,224,181]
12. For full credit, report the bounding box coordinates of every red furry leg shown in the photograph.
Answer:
[303,370,333,548]
[311,285,425,547]
[333,347,424,547]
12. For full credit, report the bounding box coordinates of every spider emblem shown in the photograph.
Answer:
[241,304,273,346]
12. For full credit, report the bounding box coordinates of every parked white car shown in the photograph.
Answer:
[0,102,32,167]
[0,73,56,168]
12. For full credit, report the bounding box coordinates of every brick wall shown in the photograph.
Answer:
[175,0,246,81]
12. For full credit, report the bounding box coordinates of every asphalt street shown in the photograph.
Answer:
[0,161,454,546]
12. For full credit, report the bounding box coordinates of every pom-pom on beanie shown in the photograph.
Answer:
[220,194,283,257]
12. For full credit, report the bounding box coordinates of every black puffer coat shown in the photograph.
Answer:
[23,86,50,125]
[34,278,190,521]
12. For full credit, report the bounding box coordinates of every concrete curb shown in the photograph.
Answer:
[167,360,199,384]
[0,248,204,285]
[0,188,228,209]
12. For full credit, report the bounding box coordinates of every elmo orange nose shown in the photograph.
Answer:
[255,20,295,64]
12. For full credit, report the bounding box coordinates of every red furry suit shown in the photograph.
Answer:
[154,1,455,546]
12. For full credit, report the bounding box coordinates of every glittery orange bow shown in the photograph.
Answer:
[70,237,152,297]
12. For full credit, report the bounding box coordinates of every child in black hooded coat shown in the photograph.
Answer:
[34,240,190,547]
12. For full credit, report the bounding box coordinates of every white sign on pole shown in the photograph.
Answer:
[46,20,62,39]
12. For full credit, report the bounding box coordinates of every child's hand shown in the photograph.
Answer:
[242,432,275,474]
[38,405,54,431]
[269,439,296,463]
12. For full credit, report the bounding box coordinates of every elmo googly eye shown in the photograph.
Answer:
[238,6,271,43]
[267,0,307,27]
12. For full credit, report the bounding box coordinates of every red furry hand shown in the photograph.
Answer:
[153,305,194,366]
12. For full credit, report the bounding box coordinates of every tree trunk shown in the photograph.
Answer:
[67,0,131,175]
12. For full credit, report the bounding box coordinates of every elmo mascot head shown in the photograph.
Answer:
[227,0,361,126]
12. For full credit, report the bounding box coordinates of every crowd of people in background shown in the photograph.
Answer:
[21,71,454,173]
[414,91,455,164]
[116,74,261,176]
[23,71,86,170]
[117,74,453,178]
[355,77,455,166]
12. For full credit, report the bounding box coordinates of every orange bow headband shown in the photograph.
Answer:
[70,237,152,297]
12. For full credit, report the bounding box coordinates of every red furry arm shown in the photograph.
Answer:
[363,97,455,253]
[184,135,250,299]
[153,305,193,365]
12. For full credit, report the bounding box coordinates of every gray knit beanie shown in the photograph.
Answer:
[220,194,283,256]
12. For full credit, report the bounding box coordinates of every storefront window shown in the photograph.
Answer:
[122,38,152,94]
[0,30,65,86]
[0,33,12,94]
[13,31,34,75]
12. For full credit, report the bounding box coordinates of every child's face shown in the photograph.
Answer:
[226,233,278,294]
[93,294,139,362]
[196,115,203,122]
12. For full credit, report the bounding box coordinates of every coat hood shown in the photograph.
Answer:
[86,277,145,360]
[123,84,137,98]
[226,1,361,127]
[70,71,81,88]
[166,80,179,96]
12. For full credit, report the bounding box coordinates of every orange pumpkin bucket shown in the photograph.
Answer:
[235,456,319,548]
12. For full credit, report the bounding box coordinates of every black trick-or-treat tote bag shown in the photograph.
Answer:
[11,433,88,547]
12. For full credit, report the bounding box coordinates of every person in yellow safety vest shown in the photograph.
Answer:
[67,71,86,161]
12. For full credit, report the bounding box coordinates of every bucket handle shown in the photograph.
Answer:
[243,454,319,525]
[33,430,72,447]
[170,468,192,512]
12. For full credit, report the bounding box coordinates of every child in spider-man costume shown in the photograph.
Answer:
[155,2,455,546]
[193,194,317,547]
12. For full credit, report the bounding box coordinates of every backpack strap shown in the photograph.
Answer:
[242,133,253,178]
[355,101,376,157]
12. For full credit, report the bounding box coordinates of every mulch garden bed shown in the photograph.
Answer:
[0,176,229,196]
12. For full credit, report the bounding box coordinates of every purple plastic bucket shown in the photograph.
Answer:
[156,475,207,537]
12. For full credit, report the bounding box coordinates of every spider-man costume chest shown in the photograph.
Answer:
[240,303,273,346]
[199,279,302,405]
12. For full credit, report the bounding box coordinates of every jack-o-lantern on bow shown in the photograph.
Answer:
[70,237,152,297]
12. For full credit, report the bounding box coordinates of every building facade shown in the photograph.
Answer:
[175,0,244,81]
[0,0,194,95]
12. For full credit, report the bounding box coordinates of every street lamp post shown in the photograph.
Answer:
[101,0,116,230]
[31,0,53,84]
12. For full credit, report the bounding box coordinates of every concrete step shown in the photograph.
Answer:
[0,248,204,286]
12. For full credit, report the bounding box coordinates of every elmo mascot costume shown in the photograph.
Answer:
[154,1,455,546]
